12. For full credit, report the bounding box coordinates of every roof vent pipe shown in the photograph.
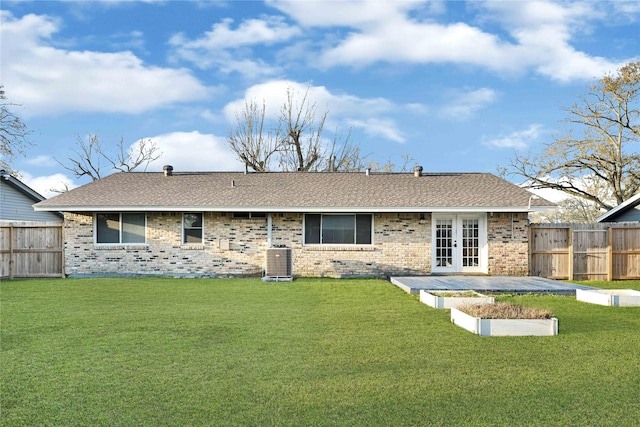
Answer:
[365,168,371,176]
[163,165,173,176]
[413,165,423,177]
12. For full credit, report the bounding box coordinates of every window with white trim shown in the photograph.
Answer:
[304,214,372,245]
[96,213,146,244]
[183,213,203,244]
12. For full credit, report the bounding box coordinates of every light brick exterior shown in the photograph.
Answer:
[487,212,529,276]
[63,211,529,278]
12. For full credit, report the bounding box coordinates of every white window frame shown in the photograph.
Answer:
[303,213,374,246]
[94,212,147,245]
[182,212,204,245]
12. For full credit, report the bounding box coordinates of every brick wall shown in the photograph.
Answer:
[269,213,431,277]
[487,212,529,276]
[63,211,528,278]
[64,212,267,277]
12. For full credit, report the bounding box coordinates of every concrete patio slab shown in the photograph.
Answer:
[390,275,597,295]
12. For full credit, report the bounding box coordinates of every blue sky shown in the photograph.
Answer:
[1,0,639,198]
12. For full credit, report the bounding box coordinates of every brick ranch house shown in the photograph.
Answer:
[34,166,554,278]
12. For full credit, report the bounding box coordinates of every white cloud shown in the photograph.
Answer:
[270,0,523,71]
[271,0,632,83]
[483,124,544,149]
[223,80,404,143]
[1,11,211,116]
[144,131,243,172]
[212,54,282,79]
[346,118,405,143]
[439,88,498,119]
[169,15,300,77]
[268,0,423,27]
[25,155,57,167]
[223,80,394,120]
[171,16,300,50]
[318,19,522,73]
[477,0,631,82]
[611,1,640,16]
[21,172,76,199]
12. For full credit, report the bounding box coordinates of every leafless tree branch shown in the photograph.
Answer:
[0,86,33,174]
[505,61,640,213]
[57,134,162,181]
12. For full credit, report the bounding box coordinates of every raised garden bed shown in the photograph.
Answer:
[576,289,640,307]
[419,290,494,309]
[451,302,558,336]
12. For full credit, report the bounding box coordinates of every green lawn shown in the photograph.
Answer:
[2,278,639,426]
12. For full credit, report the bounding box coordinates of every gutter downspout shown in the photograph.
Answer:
[267,213,273,248]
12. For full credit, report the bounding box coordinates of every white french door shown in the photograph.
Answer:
[432,214,487,274]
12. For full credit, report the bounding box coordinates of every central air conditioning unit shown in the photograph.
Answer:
[263,247,293,282]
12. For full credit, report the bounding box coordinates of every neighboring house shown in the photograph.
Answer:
[0,170,63,222]
[597,193,640,223]
[33,166,554,278]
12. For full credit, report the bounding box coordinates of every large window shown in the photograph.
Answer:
[304,214,372,245]
[183,213,203,244]
[96,213,146,244]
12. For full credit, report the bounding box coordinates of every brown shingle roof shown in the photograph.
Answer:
[34,171,555,212]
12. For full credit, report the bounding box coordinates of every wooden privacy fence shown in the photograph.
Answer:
[529,223,640,281]
[0,221,64,279]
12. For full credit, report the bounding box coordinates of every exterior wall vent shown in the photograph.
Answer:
[263,247,292,281]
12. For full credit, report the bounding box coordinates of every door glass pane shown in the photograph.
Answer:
[435,219,453,267]
[96,213,119,243]
[322,215,355,244]
[122,213,145,243]
[462,219,479,267]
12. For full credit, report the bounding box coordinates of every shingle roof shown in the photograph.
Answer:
[33,171,555,213]
[597,192,640,222]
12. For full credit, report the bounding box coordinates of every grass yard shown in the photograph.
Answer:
[2,278,640,426]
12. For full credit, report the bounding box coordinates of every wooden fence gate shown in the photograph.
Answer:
[0,221,64,279]
[529,223,640,281]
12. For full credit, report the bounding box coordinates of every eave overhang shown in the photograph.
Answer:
[34,205,551,213]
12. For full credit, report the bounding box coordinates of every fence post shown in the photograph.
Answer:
[528,225,532,276]
[9,225,15,280]
[607,227,613,282]
[567,227,573,281]
[60,225,65,278]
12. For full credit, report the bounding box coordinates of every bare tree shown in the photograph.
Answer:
[531,197,604,224]
[530,176,612,223]
[322,129,368,172]
[506,61,640,212]
[228,100,282,172]
[278,86,324,171]
[0,86,33,174]
[227,85,366,172]
[58,134,162,181]
[366,153,417,173]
